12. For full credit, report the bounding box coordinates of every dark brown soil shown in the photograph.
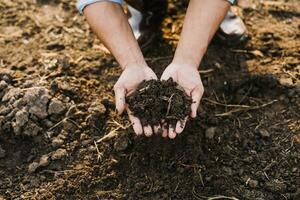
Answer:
[127,78,192,127]
[0,0,299,200]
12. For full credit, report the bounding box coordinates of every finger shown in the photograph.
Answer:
[175,116,188,134]
[143,125,153,137]
[168,125,176,139]
[114,86,126,115]
[127,108,143,135]
[190,85,204,118]
[162,123,168,138]
[153,124,162,135]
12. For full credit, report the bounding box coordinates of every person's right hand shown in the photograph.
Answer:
[114,65,158,136]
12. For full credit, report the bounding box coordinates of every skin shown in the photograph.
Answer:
[83,0,230,138]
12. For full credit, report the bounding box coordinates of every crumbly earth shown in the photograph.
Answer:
[0,0,299,200]
[126,79,192,127]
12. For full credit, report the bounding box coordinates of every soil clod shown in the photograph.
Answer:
[126,78,192,127]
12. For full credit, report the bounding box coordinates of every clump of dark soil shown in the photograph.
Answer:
[126,78,192,126]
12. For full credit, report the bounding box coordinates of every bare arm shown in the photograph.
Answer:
[161,0,230,139]
[83,2,146,69]
[173,0,230,68]
[83,2,157,136]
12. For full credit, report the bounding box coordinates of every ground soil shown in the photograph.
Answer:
[0,0,299,199]
[126,79,192,127]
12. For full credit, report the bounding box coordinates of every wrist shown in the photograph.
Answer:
[121,61,148,70]
[171,57,199,70]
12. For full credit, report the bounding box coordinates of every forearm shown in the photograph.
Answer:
[83,2,147,69]
[173,0,230,68]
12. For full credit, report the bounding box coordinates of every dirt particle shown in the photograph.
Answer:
[28,162,40,173]
[51,148,67,160]
[258,129,270,138]
[0,80,8,90]
[205,127,217,139]
[248,179,259,188]
[279,77,294,87]
[0,145,5,158]
[292,134,300,143]
[48,98,66,115]
[114,136,129,152]
[39,155,50,167]
[52,137,64,148]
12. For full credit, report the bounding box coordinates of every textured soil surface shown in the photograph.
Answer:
[127,79,192,127]
[0,0,299,200]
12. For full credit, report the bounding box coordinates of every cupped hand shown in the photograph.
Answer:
[160,62,204,139]
[114,65,158,136]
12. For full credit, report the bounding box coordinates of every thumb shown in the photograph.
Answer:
[114,86,126,115]
[190,85,204,118]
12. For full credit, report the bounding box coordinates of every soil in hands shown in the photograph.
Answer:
[126,78,192,127]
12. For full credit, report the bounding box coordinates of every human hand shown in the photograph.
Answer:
[160,62,204,139]
[114,65,158,136]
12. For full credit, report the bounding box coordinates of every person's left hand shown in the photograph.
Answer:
[160,62,204,139]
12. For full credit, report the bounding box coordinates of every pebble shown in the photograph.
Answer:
[0,145,5,158]
[258,129,270,138]
[279,77,294,87]
[48,98,66,115]
[51,137,64,148]
[88,101,106,115]
[248,179,259,188]
[0,80,8,90]
[28,162,39,173]
[39,155,50,167]
[51,148,67,160]
[205,127,217,139]
[80,133,89,140]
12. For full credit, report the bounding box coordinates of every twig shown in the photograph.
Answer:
[203,98,253,108]
[199,69,215,74]
[166,93,175,116]
[94,140,103,162]
[96,123,132,143]
[203,196,239,200]
[215,100,278,117]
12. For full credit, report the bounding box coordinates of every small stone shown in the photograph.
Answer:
[51,137,64,148]
[0,80,8,90]
[248,179,259,188]
[114,137,129,152]
[48,98,66,115]
[39,155,50,167]
[28,162,39,173]
[279,77,294,87]
[258,129,270,138]
[80,133,89,140]
[51,148,67,160]
[205,127,217,139]
[0,145,5,158]
[88,101,106,114]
